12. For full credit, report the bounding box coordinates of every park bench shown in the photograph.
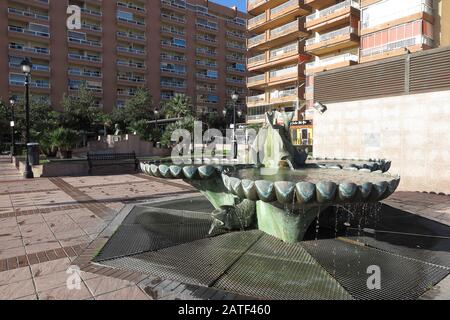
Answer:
[87,152,138,175]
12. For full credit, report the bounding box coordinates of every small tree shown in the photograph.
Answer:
[60,83,103,133]
[160,114,196,147]
[162,94,194,119]
[50,127,79,159]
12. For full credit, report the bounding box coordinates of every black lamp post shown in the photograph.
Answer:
[154,110,159,129]
[21,58,34,179]
[9,96,16,163]
[231,91,239,159]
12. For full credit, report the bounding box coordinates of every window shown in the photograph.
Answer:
[207,70,218,79]
[117,10,133,20]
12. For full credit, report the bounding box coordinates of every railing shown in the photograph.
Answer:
[247,94,266,103]
[269,65,297,78]
[248,33,265,47]
[82,22,102,32]
[117,17,145,26]
[306,26,356,46]
[117,60,146,68]
[117,2,146,12]
[361,35,433,57]
[161,26,185,35]
[118,75,145,82]
[270,88,298,100]
[271,0,297,17]
[306,53,359,69]
[248,0,267,10]
[160,81,186,88]
[117,47,145,55]
[10,62,49,72]
[197,35,217,43]
[226,31,245,39]
[361,0,433,29]
[161,53,186,62]
[248,13,266,28]
[68,69,102,78]
[227,78,245,84]
[270,42,298,59]
[161,13,186,23]
[161,40,186,48]
[68,37,102,47]
[161,0,187,9]
[10,80,50,88]
[68,53,101,62]
[9,43,49,55]
[196,48,216,55]
[161,67,186,75]
[196,73,218,80]
[227,42,245,50]
[196,22,218,31]
[306,0,359,22]
[117,31,145,41]
[226,54,245,61]
[227,66,245,73]
[81,7,101,17]
[196,60,217,67]
[247,74,265,84]
[248,53,266,65]
[270,20,298,39]
[8,7,49,20]
[8,26,49,38]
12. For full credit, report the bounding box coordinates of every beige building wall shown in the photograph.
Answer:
[434,0,450,47]
[313,90,450,194]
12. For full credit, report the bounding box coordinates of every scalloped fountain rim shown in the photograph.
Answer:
[140,159,400,205]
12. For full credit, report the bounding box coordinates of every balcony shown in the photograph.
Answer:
[304,0,337,9]
[246,93,266,107]
[68,69,102,78]
[117,31,146,42]
[117,60,146,70]
[305,0,360,33]
[268,65,299,85]
[161,0,187,11]
[248,0,311,33]
[10,79,50,89]
[161,66,187,76]
[117,16,146,28]
[68,37,102,49]
[269,87,298,104]
[117,46,146,56]
[196,48,217,57]
[160,81,186,89]
[80,7,102,19]
[248,33,266,49]
[247,74,266,88]
[8,7,49,21]
[248,42,300,71]
[305,53,358,74]
[361,0,433,35]
[247,0,291,15]
[81,22,102,33]
[118,75,146,83]
[161,13,186,24]
[305,26,359,55]
[9,43,50,56]
[8,26,50,40]
[117,2,146,14]
[360,35,433,63]
[68,53,102,63]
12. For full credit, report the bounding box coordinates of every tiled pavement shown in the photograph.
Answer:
[0,155,449,300]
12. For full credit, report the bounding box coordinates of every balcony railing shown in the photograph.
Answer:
[196,48,216,56]
[270,42,298,59]
[10,80,50,88]
[118,75,146,82]
[248,0,267,10]
[306,26,356,46]
[81,7,102,17]
[68,69,102,78]
[161,0,187,9]
[82,22,102,32]
[117,2,146,13]
[270,19,299,40]
[161,40,186,48]
[117,60,146,69]
[270,0,297,17]
[9,43,50,55]
[247,94,266,103]
[117,17,145,26]
[248,53,266,65]
[161,53,186,62]
[248,33,265,47]
[196,60,217,67]
[8,26,50,38]
[161,13,186,23]
[68,53,102,62]
[117,31,145,41]
[10,62,49,72]
[270,88,298,100]
[68,37,102,47]
[306,53,358,69]
[8,7,49,21]
[306,0,359,22]
[247,74,265,84]
[269,65,298,79]
[248,13,266,29]
[160,81,186,89]
[117,46,145,55]
[361,35,433,57]
[361,0,433,29]
[161,67,186,75]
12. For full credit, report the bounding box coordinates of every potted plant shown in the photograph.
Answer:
[50,128,79,159]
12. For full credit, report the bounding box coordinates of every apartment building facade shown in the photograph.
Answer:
[246,0,450,149]
[0,0,248,114]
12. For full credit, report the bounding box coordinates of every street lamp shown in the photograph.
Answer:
[20,57,34,179]
[9,96,16,163]
[154,109,159,129]
[313,101,327,114]
[231,91,239,159]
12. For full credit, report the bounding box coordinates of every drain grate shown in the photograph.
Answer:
[94,205,225,262]
[301,239,450,300]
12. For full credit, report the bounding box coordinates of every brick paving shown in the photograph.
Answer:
[0,155,449,300]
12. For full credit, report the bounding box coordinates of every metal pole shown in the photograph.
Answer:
[233,101,237,159]
[10,103,15,163]
[24,74,34,179]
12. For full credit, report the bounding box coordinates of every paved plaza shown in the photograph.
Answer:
[0,156,449,300]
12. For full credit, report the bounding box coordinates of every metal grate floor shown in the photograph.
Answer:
[93,197,450,300]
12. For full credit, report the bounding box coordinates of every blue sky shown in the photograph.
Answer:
[213,0,247,12]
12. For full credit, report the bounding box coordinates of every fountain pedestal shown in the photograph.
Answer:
[256,202,326,243]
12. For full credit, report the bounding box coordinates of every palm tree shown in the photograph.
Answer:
[162,94,193,118]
